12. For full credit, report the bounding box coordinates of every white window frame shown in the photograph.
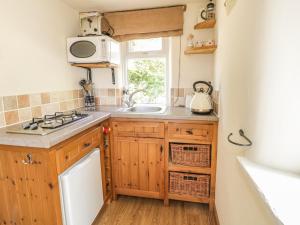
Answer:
[122,37,170,105]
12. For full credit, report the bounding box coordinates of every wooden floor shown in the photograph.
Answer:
[93,196,217,225]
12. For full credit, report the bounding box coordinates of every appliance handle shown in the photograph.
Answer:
[193,81,213,95]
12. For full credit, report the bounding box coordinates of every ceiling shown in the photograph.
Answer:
[61,0,200,12]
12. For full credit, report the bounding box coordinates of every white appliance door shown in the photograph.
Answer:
[59,149,103,225]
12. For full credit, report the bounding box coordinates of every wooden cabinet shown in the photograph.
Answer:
[168,123,213,142]
[112,137,164,199]
[56,127,101,174]
[112,121,164,138]
[0,150,61,225]
[0,121,111,225]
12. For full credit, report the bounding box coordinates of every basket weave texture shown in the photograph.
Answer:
[170,143,211,167]
[169,172,210,198]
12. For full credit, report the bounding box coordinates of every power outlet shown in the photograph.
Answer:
[224,0,237,15]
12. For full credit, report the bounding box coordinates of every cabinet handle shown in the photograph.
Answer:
[22,154,34,165]
[186,129,193,135]
[83,143,91,148]
[160,145,163,153]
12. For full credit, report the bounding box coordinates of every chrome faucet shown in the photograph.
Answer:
[123,89,145,108]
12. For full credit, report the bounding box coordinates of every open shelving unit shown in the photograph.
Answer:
[194,19,216,30]
[71,63,118,69]
[164,121,218,220]
[184,46,217,55]
[71,62,118,84]
[186,19,217,55]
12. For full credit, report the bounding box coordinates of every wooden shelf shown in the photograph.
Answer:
[168,163,211,174]
[184,46,217,55]
[71,63,118,69]
[194,19,216,30]
[168,193,210,203]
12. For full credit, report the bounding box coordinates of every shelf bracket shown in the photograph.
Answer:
[111,68,116,85]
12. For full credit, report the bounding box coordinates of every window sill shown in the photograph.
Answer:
[237,156,300,225]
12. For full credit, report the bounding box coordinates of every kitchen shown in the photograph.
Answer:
[0,0,299,225]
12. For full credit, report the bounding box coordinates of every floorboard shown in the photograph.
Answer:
[93,196,216,225]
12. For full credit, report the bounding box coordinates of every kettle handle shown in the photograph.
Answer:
[201,10,207,20]
[193,81,213,95]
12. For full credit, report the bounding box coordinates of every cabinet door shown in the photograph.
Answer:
[0,150,59,225]
[113,137,164,199]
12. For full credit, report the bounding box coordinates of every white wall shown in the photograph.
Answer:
[214,0,300,224]
[0,0,83,96]
[171,2,214,88]
[92,1,215,90]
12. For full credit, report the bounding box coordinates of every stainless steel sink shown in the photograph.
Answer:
[118,106,166,114]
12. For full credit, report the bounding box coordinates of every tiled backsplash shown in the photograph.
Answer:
[94,88,123,106]
[170,88,220,115]
[0,90,84,128]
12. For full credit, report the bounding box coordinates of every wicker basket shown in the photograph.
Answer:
[170,143,211,167]
[169,172,210,198]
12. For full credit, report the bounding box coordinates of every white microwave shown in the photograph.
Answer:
[67,36,120,64]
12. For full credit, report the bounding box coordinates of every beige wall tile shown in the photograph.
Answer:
[5,111,19,125]
[95,97,100,106]
[59,102,68,112]
[99,89,108,97]
[3,96,17,111]
[0,112,5,127]
[66,100,75,111]
[73,90,79,99]
[0,97,3,112]
[50,91,60,103]
[79,90,84,98]
[41,93,50,104]
[78,98,84,107]
[42,103,60,115]
[17,95,30,108]
[32,106,42,118]
[108,88,116,97]
[19,108,32,122]
[30,94,41,106]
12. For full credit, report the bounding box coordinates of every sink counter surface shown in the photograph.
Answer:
[0,106,218,149]
[97,106,219,121]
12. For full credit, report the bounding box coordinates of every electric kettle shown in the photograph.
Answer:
[190,81,213,114]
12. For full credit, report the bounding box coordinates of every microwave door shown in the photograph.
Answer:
[70,41,97,59]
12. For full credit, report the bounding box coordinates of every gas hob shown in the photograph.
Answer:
[6,111,89,136]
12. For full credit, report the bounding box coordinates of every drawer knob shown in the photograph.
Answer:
[186,129,193,135]
[22,154,34,165]
[83,143,91,148]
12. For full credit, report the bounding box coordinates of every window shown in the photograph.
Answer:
[124,38,169,105]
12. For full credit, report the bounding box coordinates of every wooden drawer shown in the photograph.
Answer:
[112,121,165,138]
[56,127,101,173]
[168,123,213,142]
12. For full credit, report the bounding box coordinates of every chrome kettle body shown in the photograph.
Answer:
[190,81,213,114]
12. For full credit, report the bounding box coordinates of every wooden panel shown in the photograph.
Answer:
[129,142,139,189]
[138,143,149,191]
[168,123,213,142]
[112,137,164,199]
[0,150,58,225]
[112,121,164,138]
[120,140,131,189]
[56,127,101,174]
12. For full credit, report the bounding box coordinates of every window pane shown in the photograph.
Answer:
[128,38,162,52]
[127,58,166,104]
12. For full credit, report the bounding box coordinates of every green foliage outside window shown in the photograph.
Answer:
[128,59,165,103]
